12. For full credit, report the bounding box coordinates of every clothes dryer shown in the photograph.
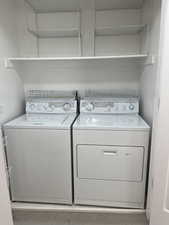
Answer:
[73,97,150,208]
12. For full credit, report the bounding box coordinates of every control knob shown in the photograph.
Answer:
[85,102,94,112]
[46,104,55,112]
[63,103,71,111]
[29,103,36,111]
[107,103,114,112]
[129,104,135,111]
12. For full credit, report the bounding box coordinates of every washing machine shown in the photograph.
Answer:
[3,96,77,204]
[73,97,150,208]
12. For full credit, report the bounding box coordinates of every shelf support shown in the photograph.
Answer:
[145,55,156,66]
[24,0,36,13]
[80,0,95,56]
[3,59,14,69]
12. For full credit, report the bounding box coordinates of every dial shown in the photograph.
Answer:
[50,104,56,110]
[85,102,94,111]
[107,104,112,112]
[63,103,71,111]
[107,103,114,111]
[129,104,135,110]
[43,105,48,112]
[29,103,36,110]
[48,107,54,112]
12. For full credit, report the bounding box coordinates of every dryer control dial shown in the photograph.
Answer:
[85,102,95,112]
[106,103,114,112]
[129,104,135,111]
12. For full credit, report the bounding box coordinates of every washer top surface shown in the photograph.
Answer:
[4,114,77,129]
[73,114,150,131]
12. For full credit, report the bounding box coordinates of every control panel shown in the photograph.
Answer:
[26,99,77,114]
[80,98,139,114]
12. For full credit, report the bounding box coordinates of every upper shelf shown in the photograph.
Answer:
[5,54,148,69]
[28,28,80,38]
[28,25,146,39]
[95,25,146,36]
[5,54,151,69]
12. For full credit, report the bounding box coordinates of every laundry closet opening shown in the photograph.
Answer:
[0,0,162,225]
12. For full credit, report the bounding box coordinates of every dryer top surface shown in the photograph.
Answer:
[73,114,150,131]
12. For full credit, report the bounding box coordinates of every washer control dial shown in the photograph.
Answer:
[49,104,56,111]
[63,103,71,111]
[46,106,54,112]
[30,103,36,110]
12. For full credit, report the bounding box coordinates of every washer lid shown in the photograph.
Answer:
[73,114,150,131]
[4,114,77,129]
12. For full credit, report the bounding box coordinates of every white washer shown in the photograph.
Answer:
[73,97,150,209]
[3,97,77,204]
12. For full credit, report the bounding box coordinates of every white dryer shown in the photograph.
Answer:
[73,97,150,209]
[4,97,77,204]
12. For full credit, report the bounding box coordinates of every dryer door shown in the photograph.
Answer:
[77,145,144,182]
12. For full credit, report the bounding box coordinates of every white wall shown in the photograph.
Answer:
[13,59,142,97]
[140,0,161,125]
[16,0,38,57]
[95,9,142,56]
[0,0,24,124]
[0,0,24,225]
[139,0,162,220]
[149,1,169,223]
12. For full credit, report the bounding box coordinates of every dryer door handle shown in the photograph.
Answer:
[103,150,118,156]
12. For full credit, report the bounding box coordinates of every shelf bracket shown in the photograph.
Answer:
[24,0,36,13]
[145,55,156,66]
[3,58,14,69]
